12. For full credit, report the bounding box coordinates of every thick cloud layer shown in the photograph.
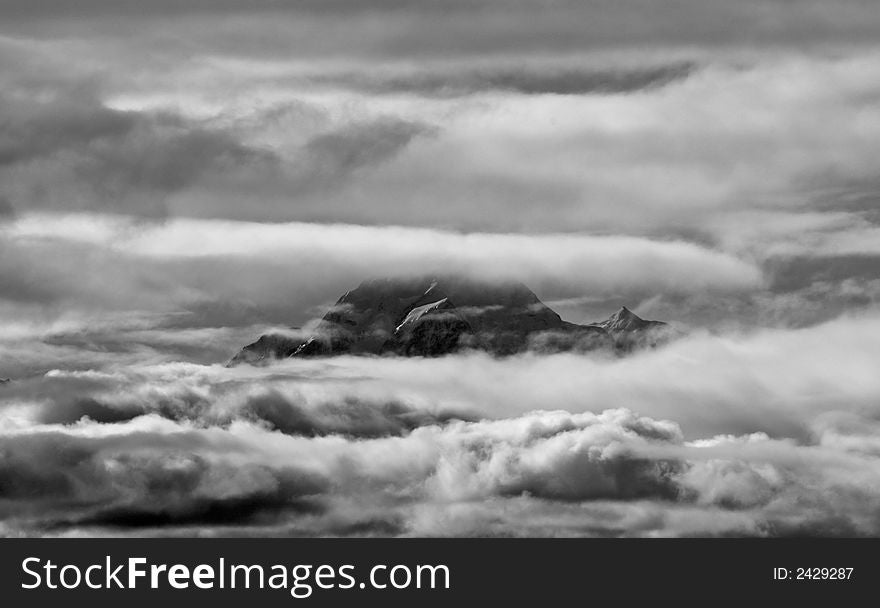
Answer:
[2,316,880,536]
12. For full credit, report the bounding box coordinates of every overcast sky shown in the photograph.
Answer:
[2,1,880,537]
[2,0,880,338]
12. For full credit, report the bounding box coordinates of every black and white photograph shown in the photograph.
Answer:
[2,0,880,549]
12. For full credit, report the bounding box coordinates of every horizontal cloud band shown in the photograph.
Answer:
[2,314,880,536]
[5,213,765,296]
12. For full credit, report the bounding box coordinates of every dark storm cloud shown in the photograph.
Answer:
[54,389,472,438]
[7,366,473,438]
[804,177,880,224]
[63,493,318,530]
[0,90,278,217]
[39,397,145,425]
[5,1,880,54]
[0,197,13,218]
[0,90,133,166]
[0,430,328,531]
[238,392,474,438]
[299,119,436,183]
[0,235,180,312]
[317,62,696,96]
[768,255,880,293]
[634,274,880,331]
[0,0,423,19]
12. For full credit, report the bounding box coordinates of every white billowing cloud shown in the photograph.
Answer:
[225,52,880,230]
[3,212,764,298]
[121,50,880,241]
[1,401,879,537]
[10,30,880,242]
[2,312,880,536]
[203,312,880,439]
[6,312,880,440]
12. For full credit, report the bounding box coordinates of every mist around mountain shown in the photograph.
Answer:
[230,276,672,365]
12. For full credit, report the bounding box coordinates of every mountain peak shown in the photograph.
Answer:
[597,305,656,330]
[613,305,638,319]
[592,305,670,351]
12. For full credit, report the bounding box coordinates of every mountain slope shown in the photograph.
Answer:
[230,276,670,364]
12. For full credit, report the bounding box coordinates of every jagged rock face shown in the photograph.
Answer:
[294,275,581,357]
[228,333,304,366]
[230,277,671,364]
[394,298,472,356]
[296,277,452,357]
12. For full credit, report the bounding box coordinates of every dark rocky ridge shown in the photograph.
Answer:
[229,276,669,365]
